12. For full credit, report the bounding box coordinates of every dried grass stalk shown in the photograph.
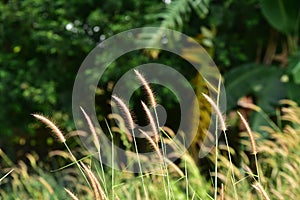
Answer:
[141,101,159,142]
[0,169,14,183]
[81,162,107,200]
[134,69,157,107]
[64,188,79,200]
[38,176,54,194]
[220,183,224,200]
[237,112,257,154]
[252,182,270,200]
[140,129,162,160]
[237,99,261,112]
[80,107,100,150]
[202,93,227,131]
[140,129,184,176]
[32,114,66,143]
[112,95,134,130]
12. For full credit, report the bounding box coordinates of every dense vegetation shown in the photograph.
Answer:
[1,0,300,199]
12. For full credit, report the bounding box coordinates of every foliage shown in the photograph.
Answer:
[259,0,300,36]
[217,0,300,131]
[207,0,269,69]
[1,0,298,156]
[0,0,163,157]
[0,150,90,200]
[1,0,300,199]
[139,0,209,48]
[225,64,286,112]
[219,100,300,199]
[0,0,94,153]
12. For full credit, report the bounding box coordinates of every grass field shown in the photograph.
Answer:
[1,76,300,200]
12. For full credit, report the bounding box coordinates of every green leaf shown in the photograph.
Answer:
[291,61,300,84]
[225,63,286,112]
[225,64,287,132]
[259,0,300,35]
[285,52,300,104]
[286,82,300,104]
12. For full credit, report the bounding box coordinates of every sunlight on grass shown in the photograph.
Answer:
[1,73,300,200]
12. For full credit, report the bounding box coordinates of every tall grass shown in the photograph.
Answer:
[1,72,300,199]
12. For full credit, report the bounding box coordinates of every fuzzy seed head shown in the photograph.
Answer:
[202,93,227,132]
[134,69,157,107]
[32,114,66,143]
[141,101,159,142]
[81,162,107,200]
[252,183,270,200]
[64,188,79,200]
[112,95,134,130]
[238,111,257,154]
[139,129,162,160]
[80,107,100,150]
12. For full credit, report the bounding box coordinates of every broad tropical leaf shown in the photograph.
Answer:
[259,0,300,35]
[225,63,286,112]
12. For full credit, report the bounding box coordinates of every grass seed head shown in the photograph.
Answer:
[252,182,271,200]
[32,114,66,143]
[80,107,100,150]
[134,69,157,107]
[237,112,257,154]
[141,101,159,142]
[202,93,227,132]
[64,188,79,200]
[112,95,134,130]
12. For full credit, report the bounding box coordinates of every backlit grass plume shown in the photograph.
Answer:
[64,188,79,200]
[112,95,134,130]
[32,114,66,143]
[32,114,90,187]
[237,111,257,155]
[134,69,156,107]
[141,101,159,142]
[202,93,226,132]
